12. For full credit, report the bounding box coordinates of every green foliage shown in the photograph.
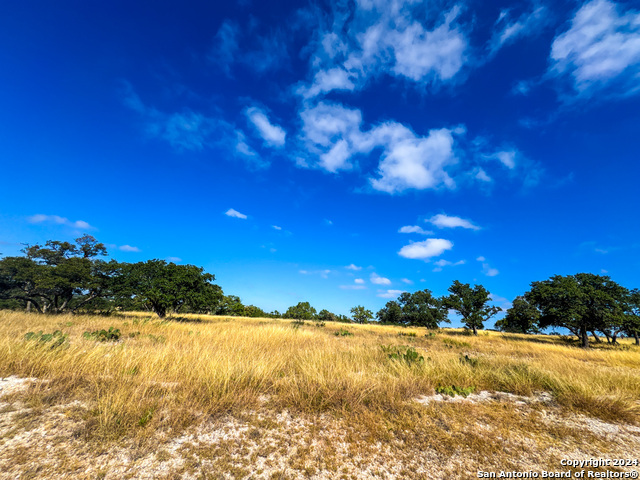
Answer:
[376,300,403,324]
[0,235,114,314]
[284,301,317,320]
[350,305,373,324]
[435,385,475,397]
[380,345,424,365]
[527,273,628,348]
[444,280,501,335]
[138,408,154,427]
[495,296,541,334]
[334,328,353,337]
[24,330,68,348]
[459,354,479,367]
[398,331,417,337]
[116,260,221,318]
[376,290,449,328]
[83,327,121,342]
[314,321,326,328]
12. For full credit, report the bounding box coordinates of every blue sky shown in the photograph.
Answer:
[1,0,639,323]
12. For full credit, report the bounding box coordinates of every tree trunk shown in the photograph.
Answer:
[634,332,639,346]
[611,332,618,345]
[591,331,602,343]
[602,331,611,343]
[26,301,31,313]
[580,325,589,348]
[472,324,478,335]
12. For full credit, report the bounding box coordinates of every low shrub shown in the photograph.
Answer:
[435,385,475,397]
[334,328,353,337]
[24,330,68,349]
[83,327,121,342]
[381,345,424,365]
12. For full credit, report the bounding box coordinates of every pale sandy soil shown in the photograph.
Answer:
[1,377,639,480]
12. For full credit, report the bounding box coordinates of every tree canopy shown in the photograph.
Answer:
[444,280,500,335]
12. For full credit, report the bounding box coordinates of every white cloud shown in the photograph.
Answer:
[492,150,517,169]
[346,264,362,271]
[429,214,480,230]
[272,225,282,230]
[370,272,391,285]
[27,214,95,230]
[474,168,492,182]
[549,0,640,98]
[354,278,365,284]
[432,258,465,272]
[377,289,405,299]
[300,3,469,98]
[434,259,465,267]
[399,225,433,235]
[166,257,182,262]
[340,285,367,290]
[484,266,499,277]
[119,245,141,253]
[211,20,240,76]
[368,126,458,194]
[225,208,248,219]
[300,67,356,99]
[489,4,549,55]
[398,238,453,260]
[300,269,332,279]
[299,102,459,191]
[245,107,286,147]
[401,278,413,284]
[476,256,499,276]
[235,130,258,157]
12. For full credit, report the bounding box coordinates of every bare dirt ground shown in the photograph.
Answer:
[1,376,639,480]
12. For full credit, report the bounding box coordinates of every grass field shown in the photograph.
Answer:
[0,310,639,479]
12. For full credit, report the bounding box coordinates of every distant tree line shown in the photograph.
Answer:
[1,236,638,347]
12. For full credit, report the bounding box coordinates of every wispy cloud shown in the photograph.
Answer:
[398,225,433,235]
[245,107,286,147]
[272,225,282,231]
[401,278,413,284]
[488,4,549,56]
[210,20,289,75]
[377,289,405,299]
[28,214,95,230]
[549,0,640,99]
[339,284,367,290]
[477,256,499,276]
[370,272,391,285]
[398,238,453,260]
[299,269,333,279]
[299,3,469,98]
[432,259,465,272]
[354,278,365,284]
[225,208,248,219]
[345,264,362,271]
[119,245,141,253]
[429,214,480,230]
[166,256,182,262]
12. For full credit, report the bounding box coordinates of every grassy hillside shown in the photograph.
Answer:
[1,310,639,479]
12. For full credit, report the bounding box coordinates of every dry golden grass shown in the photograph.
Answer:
[0,310,639,440]
[0,310,639,478]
